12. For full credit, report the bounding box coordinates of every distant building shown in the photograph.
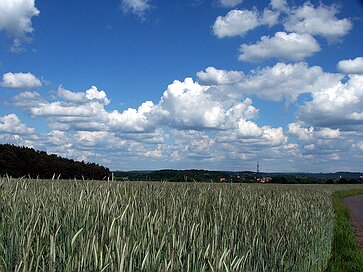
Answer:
[219,177,226,182]
[257,177,271,183]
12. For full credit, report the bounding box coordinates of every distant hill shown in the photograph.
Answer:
[0,144,111,180]
[114,169,363,183]
[259,172,363,179]
[114,169,229,182]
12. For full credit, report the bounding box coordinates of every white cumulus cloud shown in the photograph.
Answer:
[28,87,113,131]
[108,101,156,132]
[220,119,287,146]
[159,78,228,129]
[197,66,245,85]
[15,79,262,134]
[238,119,262,137]
[213,9,260,38]
[212,0,287,39]
[212,1,352,63]
[288,122,340,142]
[57,85,110,105]
[0,113,35,135]
[197,62,341,103]
[239,31,320,62]
[284,2,352,41]
[157,78,259,131]
[1,72,42,89]
[0,0,39,51]
[337,57,363,75]
[261,127,287,146]
[10,91,45,108]
[316,128,341,139]
[297,75,363,128]
[288,122,314,141]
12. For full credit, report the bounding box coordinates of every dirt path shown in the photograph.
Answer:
[343,195,363,250]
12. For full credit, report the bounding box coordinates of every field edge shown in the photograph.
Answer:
[325,189,363,272]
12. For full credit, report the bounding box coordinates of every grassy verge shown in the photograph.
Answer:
[325,189,363,272]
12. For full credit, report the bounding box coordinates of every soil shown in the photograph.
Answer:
[343,195,363,251]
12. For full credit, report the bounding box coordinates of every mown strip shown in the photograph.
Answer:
[325,189,363,272]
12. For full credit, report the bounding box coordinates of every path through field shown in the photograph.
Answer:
[344,195,363,251]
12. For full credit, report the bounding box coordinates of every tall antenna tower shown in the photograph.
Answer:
[257,161,260,175]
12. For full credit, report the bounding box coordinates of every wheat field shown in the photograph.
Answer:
[1,179,362,271]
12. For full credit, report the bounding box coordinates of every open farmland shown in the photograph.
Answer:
[1,179,363,271]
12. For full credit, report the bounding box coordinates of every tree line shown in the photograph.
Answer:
[0,144,111,180]
[114,169,363,184]
[269,175,363,184]
[114,169,230,182]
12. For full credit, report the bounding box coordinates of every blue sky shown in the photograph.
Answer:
[0,0,363,172]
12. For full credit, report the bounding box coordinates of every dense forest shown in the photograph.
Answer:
[0,144,111,180]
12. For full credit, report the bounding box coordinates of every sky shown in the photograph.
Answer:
[0,0,363,172]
